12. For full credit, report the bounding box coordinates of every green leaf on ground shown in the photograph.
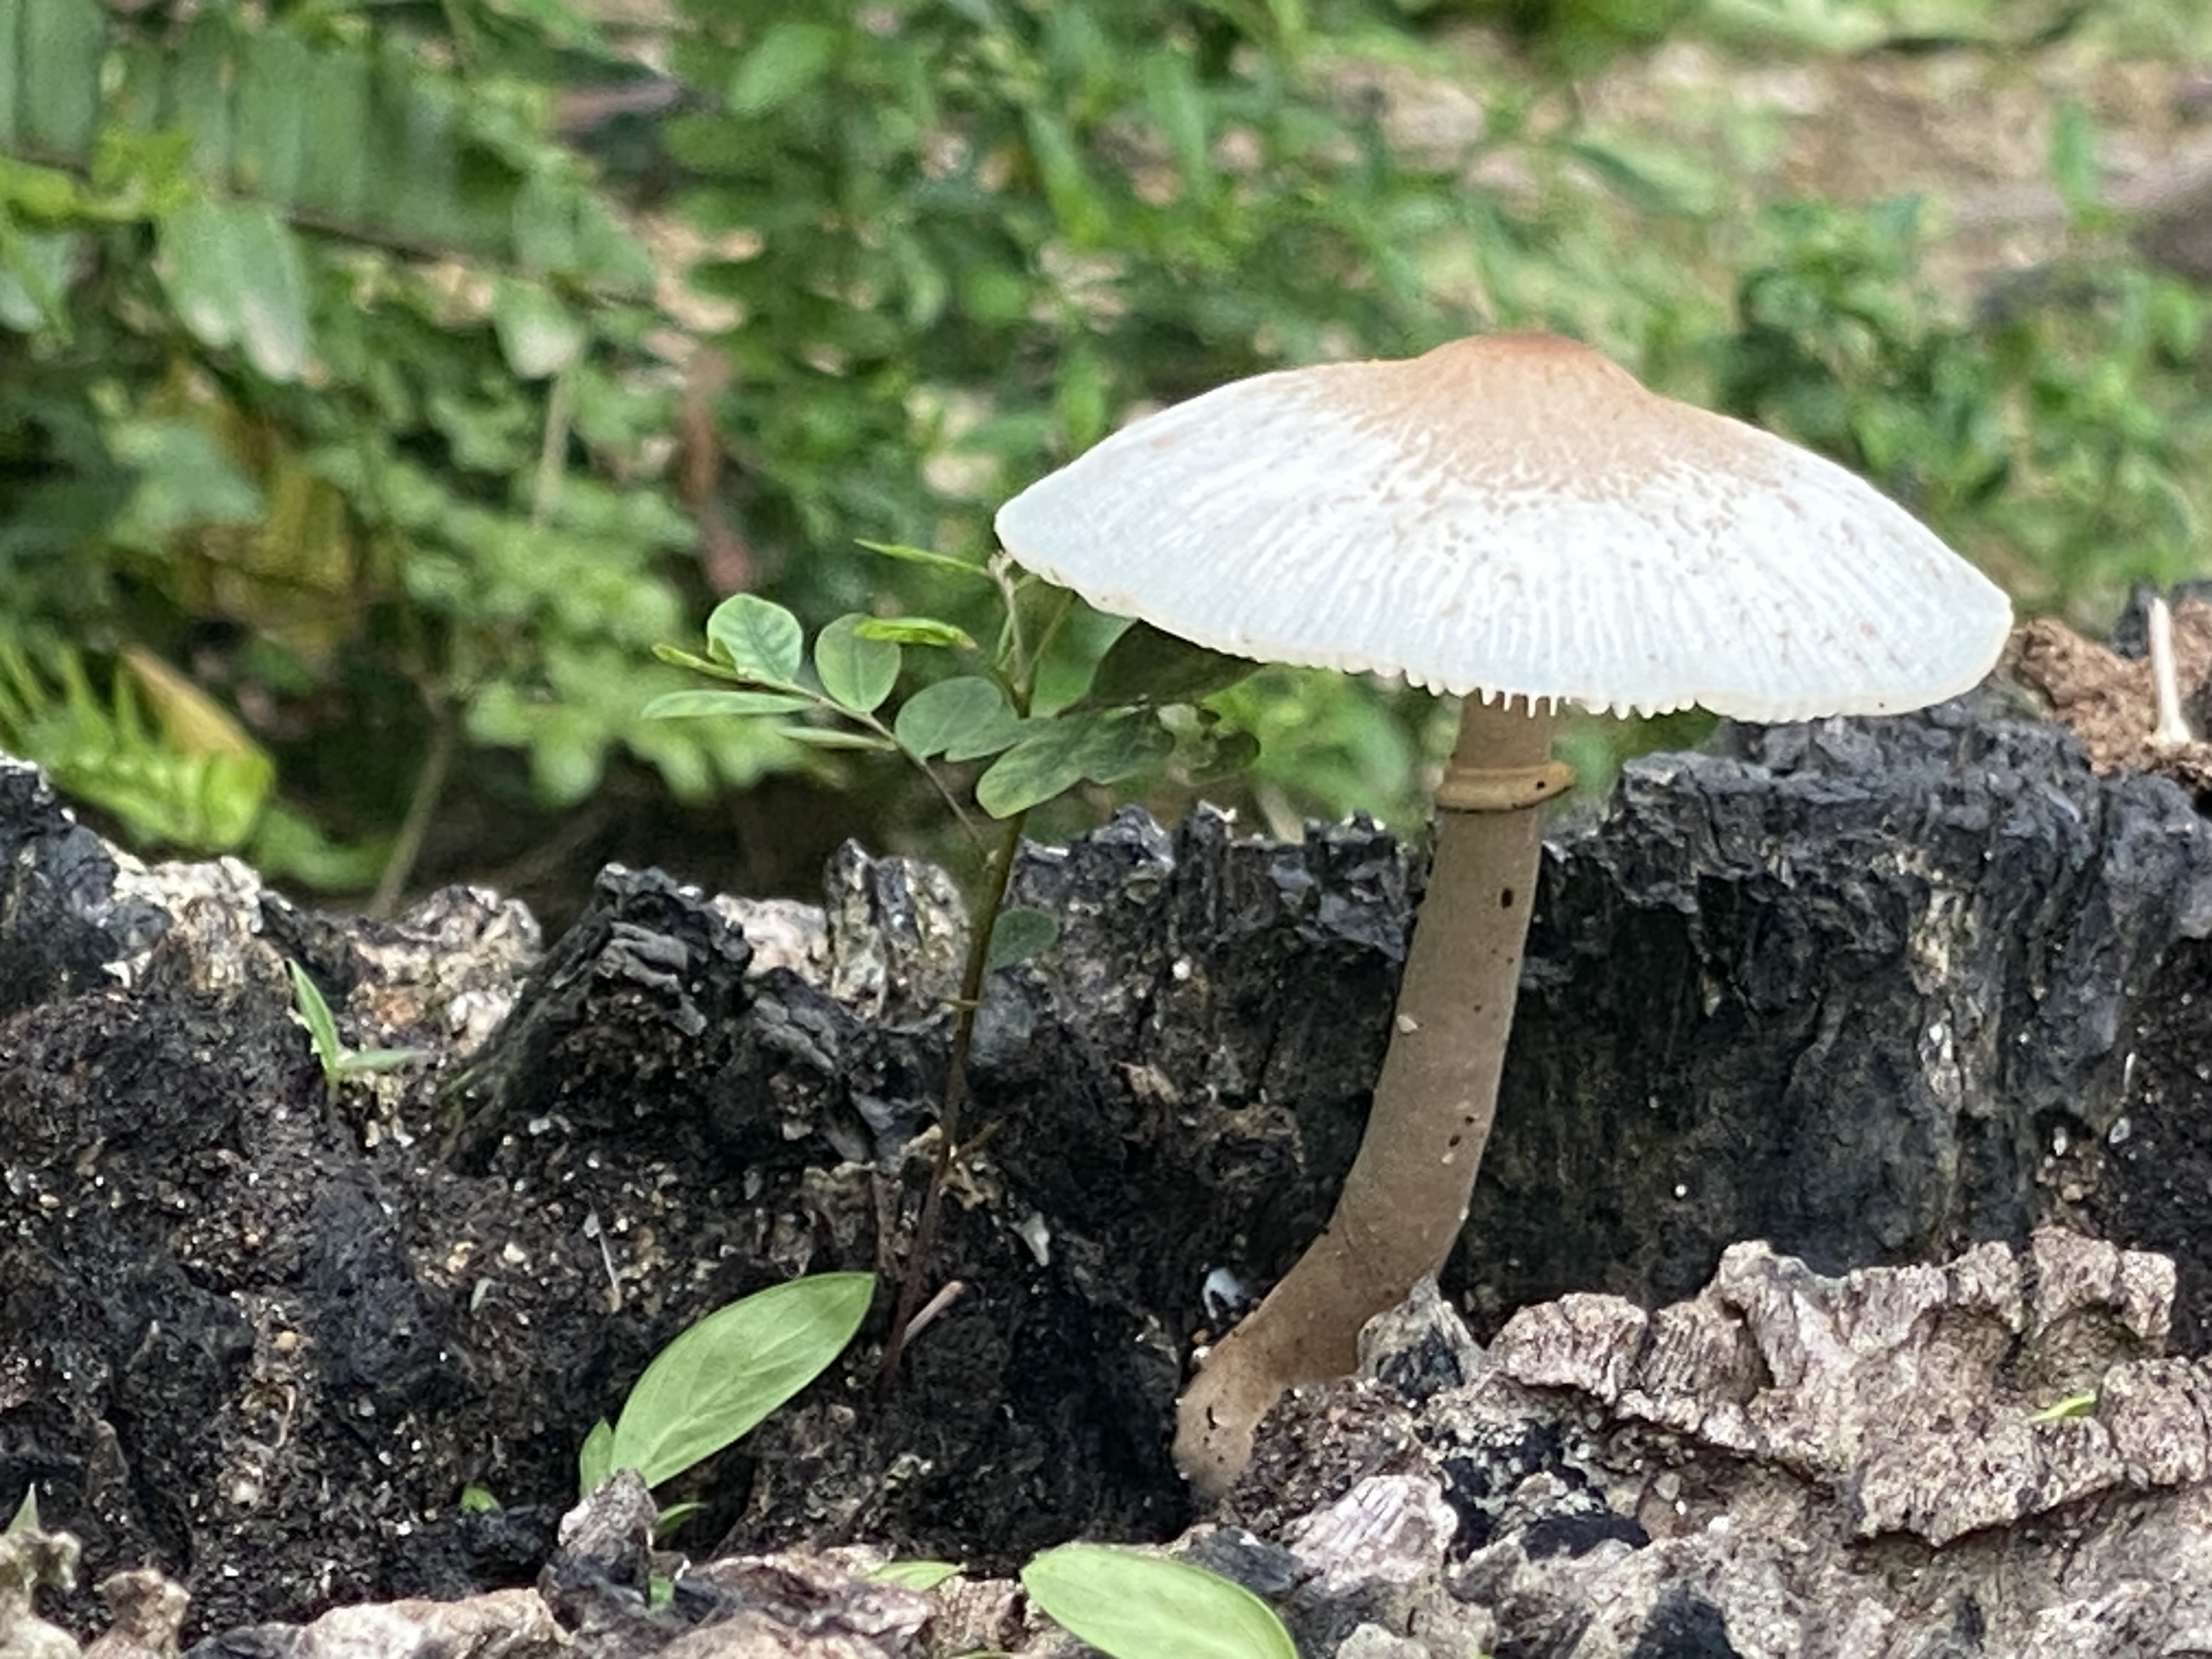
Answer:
[604,1272,873,1491]
[1020,1544,1296,1659]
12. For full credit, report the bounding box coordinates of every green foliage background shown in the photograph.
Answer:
[1,0,2208,899]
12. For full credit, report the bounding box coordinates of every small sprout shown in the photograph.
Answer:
[582,1272,873,1497]
[286,961,430,1104]
[867,1559,963,1592]
[2027,1389,2099,1424]
[652,1500,706,1539]
[457,1485,500,1514]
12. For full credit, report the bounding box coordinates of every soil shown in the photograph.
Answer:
[13,639,2212,1652]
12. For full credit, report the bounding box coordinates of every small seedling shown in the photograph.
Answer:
[285,960,430,1104]
[577,1271,874,1497]
[866,1559,963,1592]
[2026,1389,2100,1425]
[1019,1543,1296,1659]
[647,555,1260,1384]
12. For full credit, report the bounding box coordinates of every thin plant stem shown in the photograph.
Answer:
[874,805,1028,1393]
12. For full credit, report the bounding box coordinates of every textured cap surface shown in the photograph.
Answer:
[994,334,2013,720]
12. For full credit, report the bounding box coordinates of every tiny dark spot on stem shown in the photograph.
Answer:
[1500,888,1516,908]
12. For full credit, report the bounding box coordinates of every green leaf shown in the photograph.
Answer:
[814,614,902,714]
[1085,623,1257,711]
[855,539,993,581]
[868,1560,963,1592]
[285,960,346,1079]
[1562,138,1713,218]
[15,0,103,157]
[855,617,976,651]
[1020,1545,1296,1659]
[974,711,1170,817]
[653,1500,706,1535]
[458,1485,501,1514]
[492,278,586,379]
[234,29,312,205]
[985,906,1059,975]
[1143,51,1209,193]
[775,725,896,753]
[577,1418,614,1497]
[606,1273,874,1489]
[227,206,312,381]
[894,676,1021,761]
[2050,98,2100,218]
[705,594,805,687]
[729,22,839,117]
[6,1486,38,1536]
[157,200,244,353]
[2027,1388,2099,1424]
[156,201,312,382]
[642,689,815,720]
[332,1046,431,1075]
[651,644,746,681]
[0,229,75,333]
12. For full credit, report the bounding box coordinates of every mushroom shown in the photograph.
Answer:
[2147,594,2196,749]
[992,332,2014,1496]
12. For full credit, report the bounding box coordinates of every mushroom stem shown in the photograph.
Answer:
[2149,595,2195,751]
[1175,694,1566,1496]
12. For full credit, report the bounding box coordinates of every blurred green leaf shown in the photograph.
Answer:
[643,689,815,720]
[2050,99,2100,218]
[155,199,312,381]
[855,539,994,580]
[492,279,586,379]
[729,22,839,117]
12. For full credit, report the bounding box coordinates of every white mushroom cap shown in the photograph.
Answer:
[994,334,2013,721]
